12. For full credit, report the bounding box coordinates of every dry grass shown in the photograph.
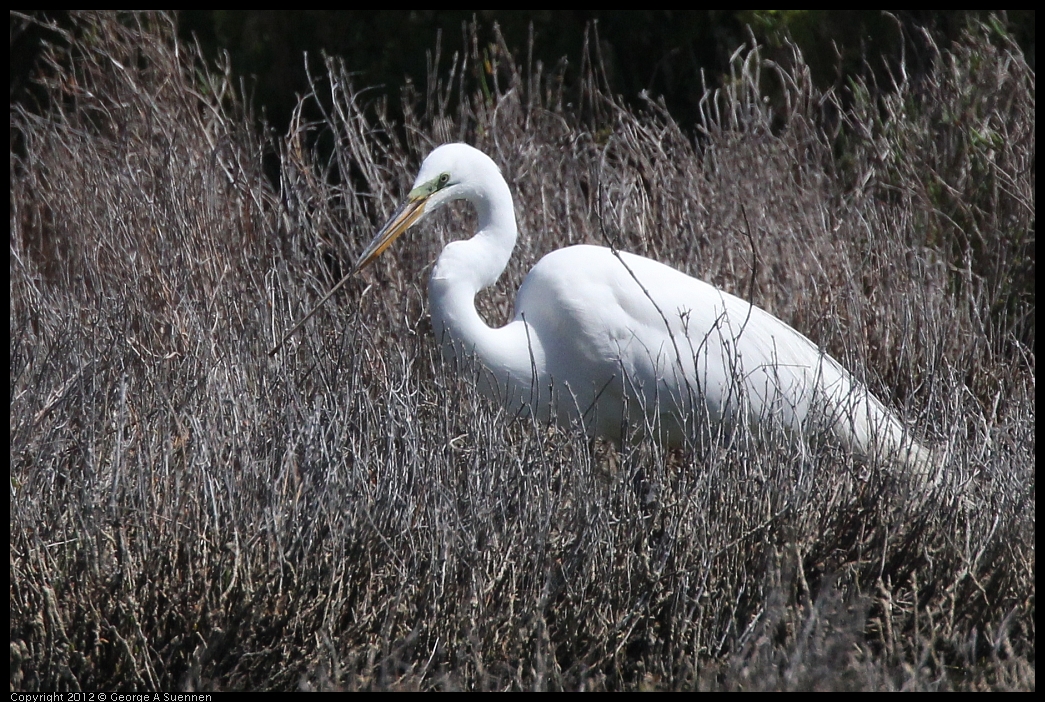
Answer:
[10,12,1034,691]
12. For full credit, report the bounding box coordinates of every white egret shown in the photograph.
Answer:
[276,143,935,474]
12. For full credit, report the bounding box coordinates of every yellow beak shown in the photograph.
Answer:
[268,176,445,355]
[352,195,429,273]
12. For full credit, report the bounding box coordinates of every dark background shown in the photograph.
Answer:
[12,11,1035,135]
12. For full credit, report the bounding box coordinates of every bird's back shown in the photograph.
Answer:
[514,244,926,468]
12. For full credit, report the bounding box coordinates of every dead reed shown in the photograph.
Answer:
[10,12,1033,690]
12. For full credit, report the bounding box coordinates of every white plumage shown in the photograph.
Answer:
[347,143,933,471]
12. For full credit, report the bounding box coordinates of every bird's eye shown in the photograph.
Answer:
[438,173,450,187]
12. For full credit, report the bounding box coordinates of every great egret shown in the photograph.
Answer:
[275,143,935,474]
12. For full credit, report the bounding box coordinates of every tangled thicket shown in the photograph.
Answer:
[11,12,1033,691]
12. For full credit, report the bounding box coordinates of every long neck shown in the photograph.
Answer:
[447,174,517,288]
[428,175,516,337]
[427,179,544,395]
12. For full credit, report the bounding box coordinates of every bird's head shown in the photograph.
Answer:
[353,143,501,273]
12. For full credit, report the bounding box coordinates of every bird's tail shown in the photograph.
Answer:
[828,387,942,486]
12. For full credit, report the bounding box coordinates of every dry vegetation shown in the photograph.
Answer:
[10,12,1034,691]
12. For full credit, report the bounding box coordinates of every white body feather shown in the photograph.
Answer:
[360,143,933,473]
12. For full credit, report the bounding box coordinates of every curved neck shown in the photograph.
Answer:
[427,181,544,392]
[427,177,516,339]
[456,174,516,291]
